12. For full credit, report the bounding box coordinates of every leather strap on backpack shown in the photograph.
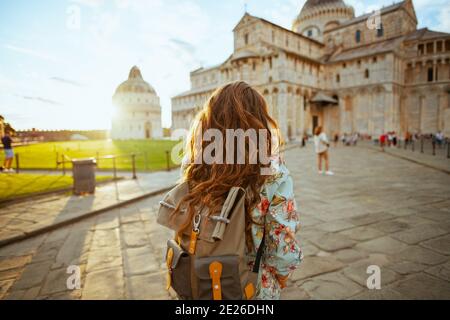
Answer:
[252,229,265,273]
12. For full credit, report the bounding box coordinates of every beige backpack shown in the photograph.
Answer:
[157,181,264,300]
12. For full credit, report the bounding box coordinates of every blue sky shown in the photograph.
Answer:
[0,0,449,130]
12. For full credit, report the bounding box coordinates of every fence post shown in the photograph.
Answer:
[62,154,66,176]
[165,150,171,171]
[131,154,137,180]
[113,157,117,180]
[15,153,19,174]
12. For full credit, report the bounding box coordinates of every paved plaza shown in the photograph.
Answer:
[0,144,449,300]
[0,170,179,247]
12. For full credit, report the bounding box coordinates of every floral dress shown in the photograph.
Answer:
[248,157,303,300]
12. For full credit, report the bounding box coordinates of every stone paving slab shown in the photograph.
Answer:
[0,145,449,300]
[0,170,179,247]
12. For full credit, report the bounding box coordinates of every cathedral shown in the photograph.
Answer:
[111,66,162,140]
[171,0,450,140]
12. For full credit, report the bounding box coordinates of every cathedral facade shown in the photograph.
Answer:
[112,66,162,140]
[171,0,450,140]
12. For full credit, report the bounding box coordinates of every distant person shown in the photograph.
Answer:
[333,133,339,147]
[436,131,444,148]
[341,133,347,146]
[404,131,411,147]
[387,132,393,147]
[392,132,397,147]
[379,133,386,152]
[314,126,334,176]
[301,133,307,147]
[351,132,359,146]
[1,130,14,173]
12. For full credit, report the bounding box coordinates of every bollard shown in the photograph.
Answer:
[15,153,19,174]
[420,137,424,153]
[447,139,450,159]
[112,157,117,180]
[165,150,171,171]
[131,154,137,180]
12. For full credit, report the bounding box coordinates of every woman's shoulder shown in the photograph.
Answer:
[264,155,291,185]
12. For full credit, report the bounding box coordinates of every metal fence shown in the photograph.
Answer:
[11,150,175,176]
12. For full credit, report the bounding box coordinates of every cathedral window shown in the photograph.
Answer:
[426,42,434,54]
[373,57,377,63]
[336,74,340,83]
[445,40,450,52]
[355,30,361,43]
[427,68,433,82]
[377,24,384,37]
[357,60,361,68]
[244,33,249,45]
[272,30,275,43]
[437,41,443,52]
[307,30,313,37]
[252,62,256,71]
[365,69,370,79]
[418,44,424,55]
[269,57,272,69]
[286,36,289,47]
[343,63,346,68]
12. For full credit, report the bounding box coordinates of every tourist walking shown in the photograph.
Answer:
[1,130,14,173]
[157,81,302,300]
[314,126,334,175]
[351,132,359,146]
[436,131,444,148]
[379,133,386,152]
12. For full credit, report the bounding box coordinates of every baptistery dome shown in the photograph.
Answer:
[115,66,156,95]
[111,66,162,140]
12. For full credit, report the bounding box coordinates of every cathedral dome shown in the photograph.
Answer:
[293,0,354,42]
[301,0,347,12]
[115,66,156,95]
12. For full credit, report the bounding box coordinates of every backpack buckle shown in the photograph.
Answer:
[189,213,202,254]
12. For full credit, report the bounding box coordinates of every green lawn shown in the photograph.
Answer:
[0,139,180,171]
[0,173,112,201]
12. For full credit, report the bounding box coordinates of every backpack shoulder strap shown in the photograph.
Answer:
[252,228,265,273]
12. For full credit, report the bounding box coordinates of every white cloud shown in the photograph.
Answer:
[3,44,60,62]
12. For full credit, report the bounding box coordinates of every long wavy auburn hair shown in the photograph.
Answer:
[173,81,280,249]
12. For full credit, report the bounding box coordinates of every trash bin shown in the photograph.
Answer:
[72,158,97,195]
